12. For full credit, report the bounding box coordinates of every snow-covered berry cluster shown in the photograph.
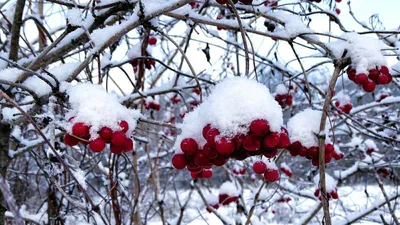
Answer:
[274,84,294,108]
[314,188,339,201]
[288,142,342,166]
[313,174,339,201]
[218,182,240,206]
[347,66,392,92]
[334,92,352,114]
[264,0,278,7]
[376,167,391,178]
[172,77,285,181]
[189,1,200,9]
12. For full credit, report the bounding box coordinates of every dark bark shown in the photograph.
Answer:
[0,122,11,225]
[9,0,26,61]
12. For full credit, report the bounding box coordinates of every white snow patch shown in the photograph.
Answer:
[220,181,241,196]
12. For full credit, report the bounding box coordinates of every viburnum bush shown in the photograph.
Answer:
[0,0,399,225]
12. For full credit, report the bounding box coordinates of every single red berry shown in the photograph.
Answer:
[362,80,376,92]
[124,138,134,152]
[219,193,229,204]
[264,169,279,182]
[325,144,334,154]
[72,122,90,138]
[298,147,308,157]
[194,151,210,167]
[325,153,333,163]
[89,138,106,152]
[378,74,389,85]
[312,158,319,166]
[262,132,280,149]
[355,74,368,85]
[331,190,339,199]
[243,135,261,151]
[215,137,235,155]
[180,138,198,155]
[277,132,290,149]
[64,133,79,146]
[119,120,129,133]
[347,67,356,81]
[187,162,202,173]
[343,104,352,113]
[380,66,389,74]
[172,154,187,169]
[309,146,318,158]
[202,124,212,139]
[202,143,218,159]
[110,144,124,154]
[253,161,267,174]
[335,0,341,2]
[386,73,392,84]
[335,8,341,14]
[212,155,227,166]
[99,127,113,142]
[112,131,127,147]
[148,36,157,45]
[202,169,213,178]
[250,119,270,136]
[190,172,200,179]
[314,189,320,197]
[206,128,220,145]
[368,69,380,81]
[335,101,340,107]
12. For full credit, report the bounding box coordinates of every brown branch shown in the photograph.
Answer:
[9,0,26,61]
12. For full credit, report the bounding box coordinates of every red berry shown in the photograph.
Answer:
[280,168,292,177]
[194,151,210,167]
[264,169,279,182]
[89,138,106,152]
[335,0,341,2]
[285,95,293,106]
[325,153,332,163]
[202,169,213,178]
[253,161,267,174]
[187,162,202,173]
[72,122,90,138]
[314,189,320,197]
[119,120,129,133]
[362,81,376,92]
[277,132,290,149]
[331,190,339,199]
[335,101,340,107]
[125,138,134,152]
[262,132,280,149]
[202,124,212,139]
[386,73,392,84]
[202,143,218,159]
[64,133,79,146]
[380,66,389,74]
[112,131,127,147]
[172,154,187,169]
[378,74,389,85]
[343,104,352,113]
[190,172,200,179]
[298,147,308,157]
[206,128,220,145]
[212,155,227,166]
[218,193,229,204]
[347,67,356,81]
[368,69,380,81]
[110,144,124,154]
[234,134,245,149]
[99,127,113,142]
[335,8,341,15]
[148,36,157,45]
[215,137,235,155]
[263,148,278,158]
[243,135,261,151]
[312,158,319,166]
[250,119,270,136]
[325,144,334,154]
[181,138,198,155]
[309,146,318,158]
[355,74,368,85]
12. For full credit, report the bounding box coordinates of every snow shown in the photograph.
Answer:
[287,108,327,148]
[174,77,283,152]
[275,84,287,95]
[334,162,359,179]
[205,193,219,205]
[47,62,81,82]
[72,169,87,190]
[1,96,34,121]
[280,163,291,172]
[219,181,241,196]
[67,8,83,27]
[363,139,377,150]
[0,68,24,83]
[22,76,52,97]
[313,173,337,193]
[64,83,141,139]
[270,12,317,40]
[327,33,387,73]
[127,43,142,59]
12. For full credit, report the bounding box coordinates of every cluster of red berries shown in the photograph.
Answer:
[335,101,352,114]
[365,147,376,155]
[276,197,291,203]
[144,99,160,111]
[64,120,133,154]
[216,15,226,31]
[171,119,290,180]
[314,188,339,200]
[129,58,156,72]
[376,167,391,178]
[218,193,238,206]
[275,94,293,108]
[252,161,280,182]
[288,142,343,166]
[347,66,392,92]
[189,1,200,9]
[233,168,246,175]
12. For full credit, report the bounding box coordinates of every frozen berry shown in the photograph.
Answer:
[112,131,127,147]
[355,74,368,85]
[264,169,279,182]
[64,133,79,146]
[172,154,187,169]
[362,81,376,92]
[215,137,235,155]
[181,138,198,155]
[347,67,356,81]
[243,135,261,151]
[194,151,210,167]
[202,124,212,139]
[253,161,267,174]
[378,74,389,85]
[202,169,213,178]
[148,36,157,45]
[89,138,106,152]
[380,66,389,74]
[309,146,318,158]
[203,143,218,159]
[119,120,129,133]
[110,144,124,154]
[262,132,280,149]
[250,119,270,136]
[124,138,134,152]
[99,127,113,143]
[298,147,308,157]
[72,122,90,138]
[206,128,220,145]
